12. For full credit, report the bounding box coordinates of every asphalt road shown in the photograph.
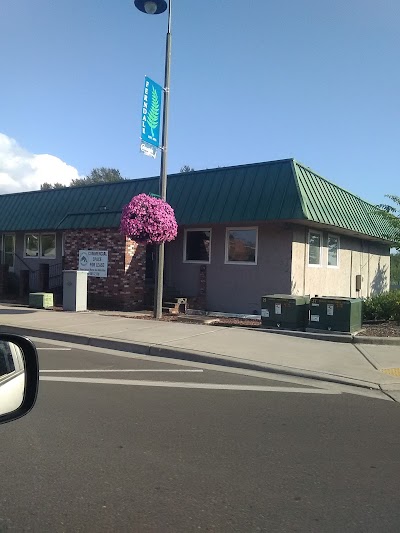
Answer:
[1,339,400,532]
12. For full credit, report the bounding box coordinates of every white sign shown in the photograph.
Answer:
[140,141,157,159]
[327,304,334,316]
[310,314,320,322]
[261,309,270,318]
[79,250,108,278]
[275,303,282,315]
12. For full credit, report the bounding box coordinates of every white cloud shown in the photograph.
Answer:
[0,133,83,194]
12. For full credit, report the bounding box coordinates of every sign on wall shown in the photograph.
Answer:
[79,250,108,278]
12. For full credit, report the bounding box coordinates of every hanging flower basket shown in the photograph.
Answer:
[120,193,178,245]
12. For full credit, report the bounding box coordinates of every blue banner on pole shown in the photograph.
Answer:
[141,76,162,148]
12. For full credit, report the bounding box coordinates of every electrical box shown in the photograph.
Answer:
[308,297,362,333]
[63,270,88,312]
[29,292,54,309]
[261,294,310,330]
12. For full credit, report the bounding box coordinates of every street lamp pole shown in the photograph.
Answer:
[155,0,172,319]
[134,0,172,319]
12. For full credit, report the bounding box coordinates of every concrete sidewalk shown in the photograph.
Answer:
[1,304,400,395]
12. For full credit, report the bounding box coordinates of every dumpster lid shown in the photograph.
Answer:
[312,296,362,302]
[262,294,310,302]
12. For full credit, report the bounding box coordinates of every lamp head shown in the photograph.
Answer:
[134,0,167,15]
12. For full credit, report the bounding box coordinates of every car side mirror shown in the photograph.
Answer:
[0,334,39,424]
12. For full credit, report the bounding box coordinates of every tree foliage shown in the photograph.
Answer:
[40,182,67,190]
[71,167,125,187]
[378,194,400,250]
[180,165,194,173]
[40,167,125,190]
[391,253,400,286]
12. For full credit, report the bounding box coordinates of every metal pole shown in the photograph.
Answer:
[154,0,172,319]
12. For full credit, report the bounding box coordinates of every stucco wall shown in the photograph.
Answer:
[291,226,390,298]
[367,241,391,296]
[166,223,292,314]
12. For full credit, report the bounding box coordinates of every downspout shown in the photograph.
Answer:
[303,226,307,295]
[360,241,363,298]
[350,250,353,297]
[367,242,370,297]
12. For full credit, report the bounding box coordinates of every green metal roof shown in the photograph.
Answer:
[292,161,396,241]
[0,159,395,242]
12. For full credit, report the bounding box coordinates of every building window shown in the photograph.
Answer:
[184,229,211,263]
[4,235,15,269]
[41,234,56,258]
[24,233,57,259]
[327,234,339,267]
[308,231,322,266]
[225,227,258,264]
[24,234,39,258]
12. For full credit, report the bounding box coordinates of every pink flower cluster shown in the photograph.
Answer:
[120,193,178,244]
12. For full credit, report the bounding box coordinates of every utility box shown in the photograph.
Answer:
[29,292,54,309]
[261,294,310,330]
[63,270,88,312]
[308,297,362,333]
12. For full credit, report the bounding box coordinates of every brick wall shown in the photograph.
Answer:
[63,229,146,310]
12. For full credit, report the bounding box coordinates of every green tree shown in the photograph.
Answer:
[378,194,400,250]
[40,182,67,190]
[180,165,194,173]
[71,167,125,187]
[391,253,400,287]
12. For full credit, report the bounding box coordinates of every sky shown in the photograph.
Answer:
[0,0,399,204]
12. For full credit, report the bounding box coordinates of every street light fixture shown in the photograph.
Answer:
[134,0,167,15]
[134,0,172,319]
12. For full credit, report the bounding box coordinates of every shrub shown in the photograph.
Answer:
[363,291,400,322]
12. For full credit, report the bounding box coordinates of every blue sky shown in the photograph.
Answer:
[0,0,399,204]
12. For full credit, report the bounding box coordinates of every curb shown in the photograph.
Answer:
[353,336,400,346]
[0,324,382,391]
[252,327,400,346]
[255,327,353,343]
[148,345,381,390]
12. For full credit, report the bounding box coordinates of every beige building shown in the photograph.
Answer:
[0,159,395,313]
[291,226,389,300]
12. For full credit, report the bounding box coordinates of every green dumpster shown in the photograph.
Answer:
[308,296,362,333]
[261,294,310,330]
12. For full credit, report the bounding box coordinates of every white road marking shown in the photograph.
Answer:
[40,376,340,394]
[37,348,72,351]
[40,369,204,373]
[31,338,390,401]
